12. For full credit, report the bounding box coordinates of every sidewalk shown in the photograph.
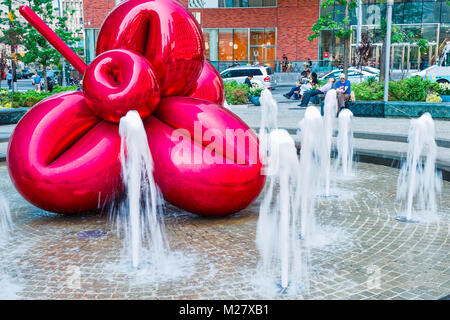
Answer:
[1,98,449,167]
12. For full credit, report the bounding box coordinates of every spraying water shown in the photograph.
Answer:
[259,89,278,170]
[116,110,169,269]
[335,109,354,177]
[256,129,308,293]
[298,107,328,241]
[0,195,12,242]
[396,113,441,222]
[322,89,338,195]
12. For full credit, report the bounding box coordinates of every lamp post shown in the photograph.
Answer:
[383,0,394,102]
[57,0,67,87]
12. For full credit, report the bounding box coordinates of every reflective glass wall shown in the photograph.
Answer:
[319,0,450,70]
[188,0,277,8]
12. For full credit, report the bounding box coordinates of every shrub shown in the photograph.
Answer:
[437,82,450,96]
[224,80,249,105]
[352,77,384,101]
[249,82,265,98]
[426,92,442,102]
[0,85,78,108]
[352,76,441,102]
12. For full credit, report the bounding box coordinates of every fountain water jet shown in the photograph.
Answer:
[0,195,12,242]
[116,110,170,268]
[396,113,442,223]
[322,89,338,196]
[259,89,278,171]
[256,129,308,293]
[298,107,328,241]
[335,109,354,177]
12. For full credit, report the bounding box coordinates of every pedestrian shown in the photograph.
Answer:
[298,77,335,107]
[32,72,41,93]
[6,70,12,90]
[335,73,351,115]
[244,75,253,88]
[282,54,288,72]
[298,72,318,103]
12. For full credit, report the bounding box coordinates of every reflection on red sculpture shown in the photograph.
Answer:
[9,0,264,216]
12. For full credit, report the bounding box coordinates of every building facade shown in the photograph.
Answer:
[83,0,449,71]
[83,0,320,70]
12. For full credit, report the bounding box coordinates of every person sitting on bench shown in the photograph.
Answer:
[298,77,335,107]
[335,73,351,114]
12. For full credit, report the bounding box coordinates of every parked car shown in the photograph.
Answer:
[220,65,277,89]
[410,42,450,84]
[21,69,33,79]
[319,67,378,83]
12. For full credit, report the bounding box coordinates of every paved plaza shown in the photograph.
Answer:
[0,160,449,300]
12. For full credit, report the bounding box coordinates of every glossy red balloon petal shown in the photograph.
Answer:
[154,97,259,165]
[96,0,205,97]
[83,49,161,123]
[7,92,122,214]
[147,97,265,216]
[185,61,225,106]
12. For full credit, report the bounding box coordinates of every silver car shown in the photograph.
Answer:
[220,65,277,89]
[319,68,379,83]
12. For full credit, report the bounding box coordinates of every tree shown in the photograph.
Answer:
[309,0,358,78]
[7,0,82,91]
[0,0,27,91]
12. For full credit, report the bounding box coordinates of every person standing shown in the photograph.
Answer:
[298,78,335,107]
[6,70,12,90]
[335,73,351,114]
[32,72,41,93]
[282,54,288,72]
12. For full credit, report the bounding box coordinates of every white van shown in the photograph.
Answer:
[220,65,277,89]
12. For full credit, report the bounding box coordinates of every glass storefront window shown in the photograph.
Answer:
[233,29,248,61]
[203,28,276,68]
[218,29,233,61]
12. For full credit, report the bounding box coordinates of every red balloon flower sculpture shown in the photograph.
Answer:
[8,0,265,216]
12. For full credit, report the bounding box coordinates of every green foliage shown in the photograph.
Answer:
[309,0,357,41]
[437,82,450,96]
[426,92,442,103]
[0,0,83,91]
[352,77,384,101]
[352,77,441,102]
[389,76,439,102]
[248,82,265,98]
[0,85,77,108]
[224,81,249,105]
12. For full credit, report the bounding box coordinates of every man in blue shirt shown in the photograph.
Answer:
[335,73,351,114]
[6,70,12,90]
[32,72,41,93]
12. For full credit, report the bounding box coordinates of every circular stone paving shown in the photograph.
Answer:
[0,162,449,300]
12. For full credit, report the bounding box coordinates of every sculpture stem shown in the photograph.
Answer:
[19,5,88,75]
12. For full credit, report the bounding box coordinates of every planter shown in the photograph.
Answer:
[440,95,450,102]
[249,96,260,106]
[0,108,30,125]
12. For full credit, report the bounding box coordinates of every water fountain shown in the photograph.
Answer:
[256,129,308,294]
[335,108,354,177]
[298,107,328,241]
[259,89,278,171]
[0,195,12,242]
[115,110,170,268]
[396,112,442,223]
[322,89,338,196]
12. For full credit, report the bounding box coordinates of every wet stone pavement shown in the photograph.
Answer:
[0,161,449,300]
